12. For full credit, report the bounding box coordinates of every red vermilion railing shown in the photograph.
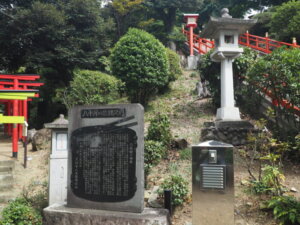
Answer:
[182,29,300,55]
[182,28,215,55]
[239,32,300,54]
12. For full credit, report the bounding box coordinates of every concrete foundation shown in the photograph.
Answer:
[43,204,170,225]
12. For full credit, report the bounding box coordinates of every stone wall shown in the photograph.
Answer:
[201,121,257,146]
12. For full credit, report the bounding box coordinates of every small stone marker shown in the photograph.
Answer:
[67,104,144,213]
[44,114,69,206]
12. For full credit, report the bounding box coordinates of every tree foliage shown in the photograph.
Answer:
[111,0,144,37]
[246,47,300,131]
[144,0,202,45]
[269,0,300,42]
[0,0,116,127]
[110,28,169,105]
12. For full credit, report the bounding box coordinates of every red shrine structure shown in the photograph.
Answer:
[0,74,43,158]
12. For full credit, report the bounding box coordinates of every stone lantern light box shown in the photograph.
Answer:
[184,14,199,28]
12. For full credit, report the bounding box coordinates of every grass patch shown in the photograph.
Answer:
[179,148,192,160]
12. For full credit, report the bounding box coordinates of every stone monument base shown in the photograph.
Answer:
[187,55,198,70]
[201,120,255,146]
[43,204,170,225]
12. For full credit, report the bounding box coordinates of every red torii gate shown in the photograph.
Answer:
[0,74,43,158]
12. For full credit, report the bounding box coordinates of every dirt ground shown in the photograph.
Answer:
[0,135,49,212]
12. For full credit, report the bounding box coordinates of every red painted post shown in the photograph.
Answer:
[265,32,270,53]
[246,30,249,46]
[189,26,194,56]
[12,78,19,158]
[293,37,297,47]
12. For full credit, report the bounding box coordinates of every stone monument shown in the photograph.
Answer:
[67,104,144,212]
[200,9,257,144]
[43,104,170,225]
[44,114,69,206]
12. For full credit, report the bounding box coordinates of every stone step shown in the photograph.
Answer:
[0,192,15,203]
[0,166,13,175]
[0,160,15,169]
[0,182,13,191]
[0,174,13,183]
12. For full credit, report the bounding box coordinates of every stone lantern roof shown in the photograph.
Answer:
[44,114,68,129]
[200,8,257,39]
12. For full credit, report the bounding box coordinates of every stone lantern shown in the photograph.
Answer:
[201,8,256,121]
[44,114,68,206]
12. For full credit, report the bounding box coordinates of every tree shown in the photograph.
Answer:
[144,0,203,45]
[198,0,291,23]
[0,0,116,127]
[269,0,300,42]
[111,0,143,37]
[110,28,169,105]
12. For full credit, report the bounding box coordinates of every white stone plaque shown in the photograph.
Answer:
[56,133,68,151]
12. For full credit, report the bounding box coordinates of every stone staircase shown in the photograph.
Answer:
[0,160,15,205]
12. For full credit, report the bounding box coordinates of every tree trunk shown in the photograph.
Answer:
[159,7,177,48]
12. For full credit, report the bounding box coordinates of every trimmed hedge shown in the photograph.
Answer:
[60,69,124,108]
[110,28,169,105]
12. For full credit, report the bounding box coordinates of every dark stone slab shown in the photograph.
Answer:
[215,120,254,129]
[43,204,170,225]
[67,104,144,213]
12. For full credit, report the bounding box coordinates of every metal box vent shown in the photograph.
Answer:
[200,165,225,189]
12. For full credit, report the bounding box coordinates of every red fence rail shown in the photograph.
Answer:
[182,29,300,55]
[239,32,300,54]
[182,28,214,54]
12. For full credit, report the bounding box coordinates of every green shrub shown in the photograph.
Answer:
[21,181,48,214]
[57,69,124,108]
[246,47,300,134]
[198,50,220,106]
[166,48,182,82]
[267,196,300,225]
[0,198,42,225]
[158,175,189,206]
[110,28,169,105]
[247,47,300,111]
[147,113,172,147]
[249,180,271,195]
[144,140,166,174]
